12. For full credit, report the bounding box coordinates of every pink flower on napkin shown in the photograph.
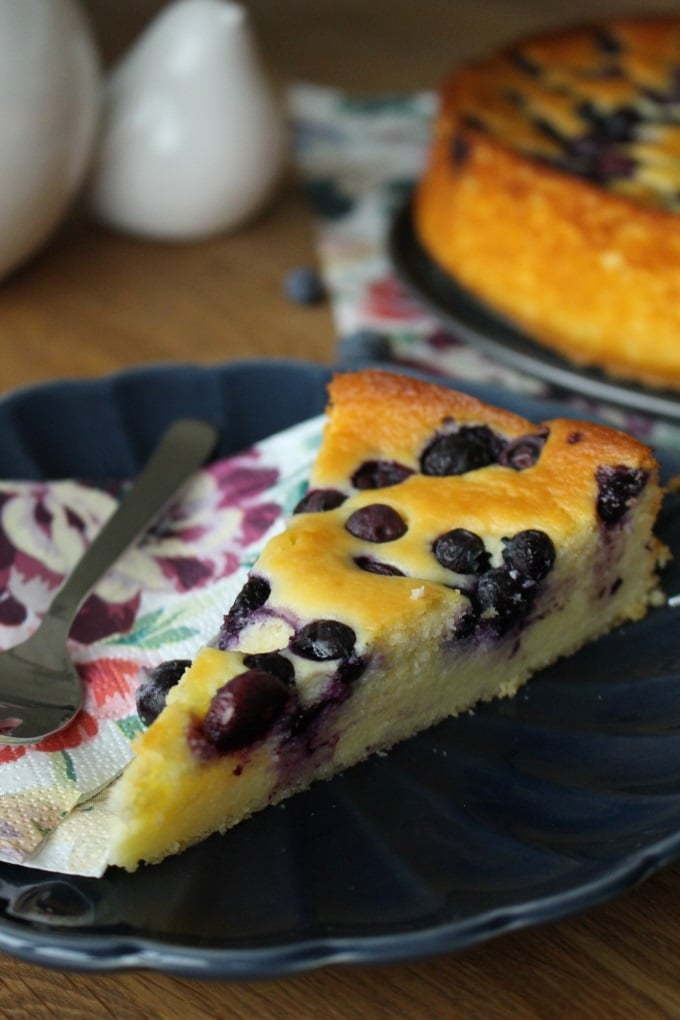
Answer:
[0,456,282,651]
[0,482,119,636]
[69,592,142,644]
[126,457,281,594]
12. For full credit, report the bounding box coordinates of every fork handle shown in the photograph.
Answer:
[46,418,218,631]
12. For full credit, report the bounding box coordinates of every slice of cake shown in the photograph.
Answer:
[107,370,668,870]
[413,16,680,389]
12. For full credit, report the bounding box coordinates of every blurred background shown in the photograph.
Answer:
[2,0,680,393]
[84,0,680,88]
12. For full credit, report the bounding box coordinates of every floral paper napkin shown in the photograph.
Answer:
[0,415,324,876]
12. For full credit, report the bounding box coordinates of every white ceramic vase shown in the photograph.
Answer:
[89,0,286,241]
[0,0,100,281]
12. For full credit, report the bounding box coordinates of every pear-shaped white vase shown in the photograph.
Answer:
[89,0,286,241]
[0,0,100,281]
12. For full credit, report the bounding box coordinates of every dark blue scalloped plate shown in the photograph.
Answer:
[1,358,680,979]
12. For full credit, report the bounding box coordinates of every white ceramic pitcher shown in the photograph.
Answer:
[89,0,286,241]
[0,0,100,281]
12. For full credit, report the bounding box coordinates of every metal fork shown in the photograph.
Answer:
[0,417,218,745]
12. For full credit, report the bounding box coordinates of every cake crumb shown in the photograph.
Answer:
[410,586,425,600]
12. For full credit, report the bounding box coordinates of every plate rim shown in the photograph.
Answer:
[1,823,679,978]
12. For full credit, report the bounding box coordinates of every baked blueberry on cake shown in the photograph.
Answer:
[413,16,680,390]
[107,370,668,869]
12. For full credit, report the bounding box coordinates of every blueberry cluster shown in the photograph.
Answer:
[288,426,555,625]
[468,529,556,636]
[420,425,504,476]
[191,617,365,756]
[169,421,561,751]
[420,425,546,475]
[459,27,680,199]
[340,514,556,637]
[215,570,366,684]
[549,103,639,185]
[141,604,367,758]
[336,491,555,636]
[430,527,555,635]
[294,427,546,523]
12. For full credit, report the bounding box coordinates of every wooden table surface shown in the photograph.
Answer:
[3,1,680,1016]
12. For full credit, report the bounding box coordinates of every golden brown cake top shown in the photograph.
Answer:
[439,16,680,210]
[224,370,662,648]
[316,369,657,487]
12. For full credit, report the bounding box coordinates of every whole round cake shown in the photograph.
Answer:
[413,16,680,391]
